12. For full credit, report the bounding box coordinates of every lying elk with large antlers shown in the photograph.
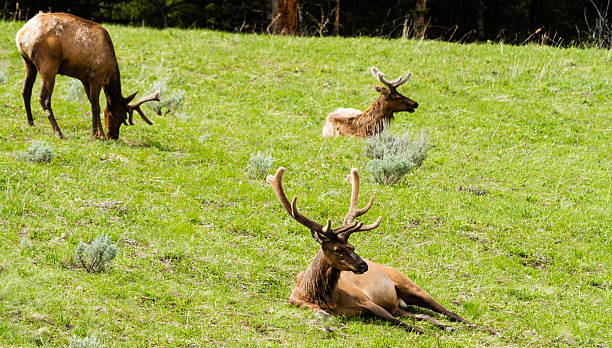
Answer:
[16,12,159,139]
[322,67,419,138]
[267,167,496,334]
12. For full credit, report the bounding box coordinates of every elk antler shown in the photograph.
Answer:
[371,67,412,90]
[127,91,160,126]
[267,167,382,241]
[335,168,382,239]
[266,167,327,234]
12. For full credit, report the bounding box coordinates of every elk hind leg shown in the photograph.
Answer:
[38,69,64,139]
[396,283,497,334]
[395,309,452,331]
[374,262,471,322]
[362,301,423,334]
[21,58,37,126]
[384,265,497,334]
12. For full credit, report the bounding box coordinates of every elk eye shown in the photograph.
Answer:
[333,248,341,254]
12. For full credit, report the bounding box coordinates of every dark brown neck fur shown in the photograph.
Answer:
[301,250,341,308]
[103,64,122,107]
[348,95,394,137]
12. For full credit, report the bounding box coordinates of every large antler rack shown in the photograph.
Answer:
[126,91,161,126]
[371,67,412,90]
[266,167,382,242]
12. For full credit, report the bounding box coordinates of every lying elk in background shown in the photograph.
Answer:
[322,67,419,138]
[16,12,159,140]
[267,167,496,334]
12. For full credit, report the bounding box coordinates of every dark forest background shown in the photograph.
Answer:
[4,0,611,46]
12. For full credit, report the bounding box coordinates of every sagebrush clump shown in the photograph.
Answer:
[65,79,85,100]
[145,79,185,115]
[69,335,105,348]
[0,68,7,85]
[18,141,55,163]
[75,234,117,273]
[246,152,275,180]
[367,154,416,185]
[365,130,429,185]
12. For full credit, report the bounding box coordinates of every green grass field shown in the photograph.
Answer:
[0,21,610,346]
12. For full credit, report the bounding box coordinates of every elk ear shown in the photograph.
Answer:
[374,85,388,95]
[125,91,138,104]
[310,230,330,244]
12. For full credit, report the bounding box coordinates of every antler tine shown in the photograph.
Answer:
[371,66,394,89]
[358,216,382,231]
[267,167,325,233]
[371,67,382,81]
[266,167,293,216]
[130,91,161,107]
[322,218,332,234]
[344,168,375,224]
[331,221,360,234]
[127,91,160,125]
[394,72,412,88]
[336,215,382,242]
[370,67,412,89]
[290,196,325,233]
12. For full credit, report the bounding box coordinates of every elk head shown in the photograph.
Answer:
[104,91,160,140]
[267,167,382,274]
[371,67,418,113]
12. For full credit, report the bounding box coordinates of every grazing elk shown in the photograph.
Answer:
[322,67,419,138]
[267,167,497,334]
[16,12,159,140]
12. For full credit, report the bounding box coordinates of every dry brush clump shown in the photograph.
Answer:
[246,151,275,180]
[75,233,117,273]
[0,67,7,85]
[365,129,429,185]
[65,79,86,101]
[145,79,186,116]
[68,335,105,348]
[16,141,55,163]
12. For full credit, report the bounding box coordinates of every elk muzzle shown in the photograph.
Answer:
[356,262,369,274]
[408,101,418,113]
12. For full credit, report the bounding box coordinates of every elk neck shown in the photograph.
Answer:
[301,250,341,308]
[103,63,123,108]
[353,95,394,136]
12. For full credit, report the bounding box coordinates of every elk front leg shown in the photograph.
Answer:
[362,301,423,334]
[87,84,105,139]
[38,70,64,139]
[290,297,335,322]
[21,59,37,126]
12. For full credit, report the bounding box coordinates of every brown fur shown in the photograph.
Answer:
[292,251,341,307]
[16,12,157,139]
[268,167,497,334]
[322,69,419,138]
[324,94,395,137]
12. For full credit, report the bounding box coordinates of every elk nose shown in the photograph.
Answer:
[358,263,368,273]
[413,102,419,108]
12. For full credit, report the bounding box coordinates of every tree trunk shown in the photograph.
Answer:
[279,0,300,35]
[476,0,485,40]
[413,0,427,39]
[334,0,340,36]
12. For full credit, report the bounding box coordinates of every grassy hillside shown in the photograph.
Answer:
[1,21,610,346]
